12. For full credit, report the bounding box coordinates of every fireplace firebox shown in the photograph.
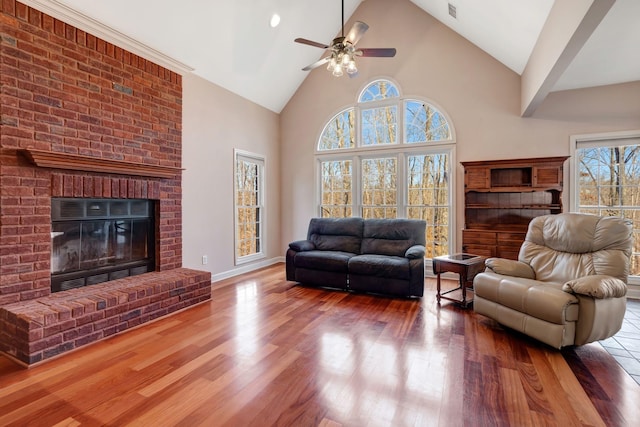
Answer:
[50,198,156,292]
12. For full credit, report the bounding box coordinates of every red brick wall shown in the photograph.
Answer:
[0,1,183,305]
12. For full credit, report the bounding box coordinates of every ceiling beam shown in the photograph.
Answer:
[520,0,615,117]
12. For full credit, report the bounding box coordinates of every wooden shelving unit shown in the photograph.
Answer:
[461,156,569,260]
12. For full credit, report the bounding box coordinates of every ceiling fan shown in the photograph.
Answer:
[295,0,396,77]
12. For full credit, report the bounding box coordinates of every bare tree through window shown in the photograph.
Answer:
[235,153,264,262]
[578,144,640,275]
[316,79,453,259]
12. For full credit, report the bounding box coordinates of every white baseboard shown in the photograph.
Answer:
[211,256,284,283]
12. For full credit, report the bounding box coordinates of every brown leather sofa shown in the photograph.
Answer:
[474,213,633,348]
[286,217,426,297]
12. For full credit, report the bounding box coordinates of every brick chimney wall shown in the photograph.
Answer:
[0,1,183,306]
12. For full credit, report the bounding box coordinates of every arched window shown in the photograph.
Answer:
[316,79,455,258]
[318,108,355,151]
[358,79,400,102]
[405,100,452,142]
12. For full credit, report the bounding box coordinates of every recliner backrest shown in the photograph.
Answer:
[519,213,633,283]
[360,219,426,257]
[307,217,364,254]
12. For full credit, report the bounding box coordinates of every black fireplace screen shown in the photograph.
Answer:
[51,198,155,292]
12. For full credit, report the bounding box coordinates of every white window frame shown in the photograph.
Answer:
[233,149,266,265]
[314,78,456,261]
[570,129,640,287]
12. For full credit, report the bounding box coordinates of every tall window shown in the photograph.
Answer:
[407,154,450,257]
[234,150,265,264]
[574,135,640,276]
[320,159,353,218]
[317,79,454,258]
[361,157,397,218]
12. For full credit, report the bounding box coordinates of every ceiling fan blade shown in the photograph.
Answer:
[345,21,369,45]
[302,57,330,71]
[294,38,329,49]
[357,48,397,57]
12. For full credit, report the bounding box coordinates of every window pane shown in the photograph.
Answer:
[361,157,397,219]
[577,144,640,276]
[359,79,399,102]
[235,155,263,260]
[318,108,355,151]
[405,100,451,143]
[407,154,450,257]
[361,106,397,145]
[320,160,352,218]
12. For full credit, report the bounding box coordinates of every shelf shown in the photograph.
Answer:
[466,187,561,193]
[20,148,183,179]
[466,204,562,209]
[462,156,568,261]
[465,223,529,231]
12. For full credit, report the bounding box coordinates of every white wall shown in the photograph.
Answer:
[279,0,640,252]
[180,0,640,277]
[182,73,281,280]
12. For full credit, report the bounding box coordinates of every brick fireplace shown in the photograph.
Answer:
[0,1,211,365]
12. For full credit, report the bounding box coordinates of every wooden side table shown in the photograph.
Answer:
[432,253,486,307]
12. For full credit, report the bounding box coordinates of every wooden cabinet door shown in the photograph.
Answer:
[465,168,490,189]
[533,165,562,187]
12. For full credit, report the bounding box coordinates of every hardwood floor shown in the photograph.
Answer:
[1,263,639,426]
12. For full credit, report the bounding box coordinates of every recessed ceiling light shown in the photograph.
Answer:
[270,13,281,28]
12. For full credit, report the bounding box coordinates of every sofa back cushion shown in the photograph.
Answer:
[520,213,633,283]
[307,217,364,254]
[360,219,426,257]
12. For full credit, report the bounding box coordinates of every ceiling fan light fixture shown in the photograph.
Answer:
[295,0,396,76]
[346,60,357,75]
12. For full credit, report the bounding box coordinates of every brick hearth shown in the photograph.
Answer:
[0,1,210,365]
[0,269,211,365]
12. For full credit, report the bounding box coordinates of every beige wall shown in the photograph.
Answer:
[280,0,640,250]
[182,73,281,279]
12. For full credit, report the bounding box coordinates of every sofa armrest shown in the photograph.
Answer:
[289,240,315,252]
[562,274,627,299]
[405,245,425,259]
[485,257,535,279]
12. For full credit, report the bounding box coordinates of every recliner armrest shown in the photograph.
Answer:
[289,240,315,251]
[562,274,627,299]
[405,245,425,259]
[485,257,535,279]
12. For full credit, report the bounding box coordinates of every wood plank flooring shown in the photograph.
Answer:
[1,263,639,426]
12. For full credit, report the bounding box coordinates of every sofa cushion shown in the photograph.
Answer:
[294,250,355,273]
[474,272,579,324]
[361,219,426,257]
[348,254,410,280]
[307,217,364,254]
[521,214,633,283]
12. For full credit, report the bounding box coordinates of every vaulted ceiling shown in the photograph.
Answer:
[21,0,640,113]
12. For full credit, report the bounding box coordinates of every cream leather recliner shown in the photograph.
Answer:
[474,213,633,349]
